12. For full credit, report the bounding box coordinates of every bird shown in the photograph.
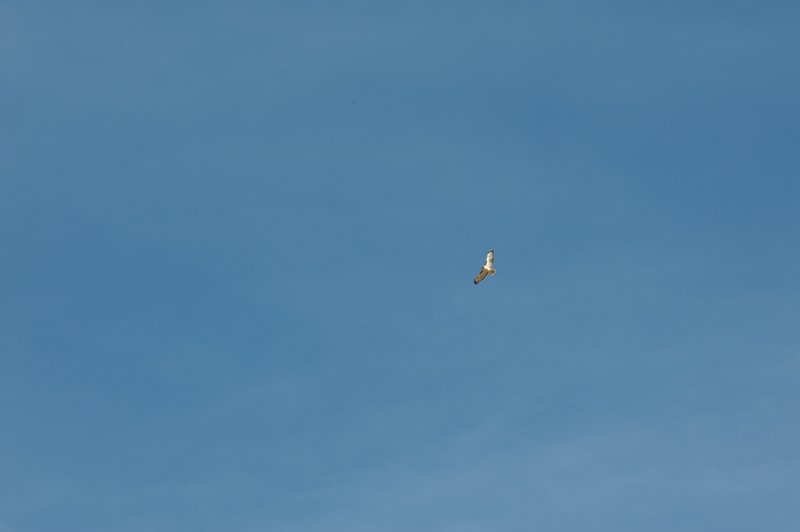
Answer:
[473,249,495,285]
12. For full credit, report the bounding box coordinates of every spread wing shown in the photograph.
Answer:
[473,249,495,285]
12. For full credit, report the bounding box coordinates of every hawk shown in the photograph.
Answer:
[473,249,495,285]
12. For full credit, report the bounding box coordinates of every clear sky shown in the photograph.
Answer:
[1,2,798,531]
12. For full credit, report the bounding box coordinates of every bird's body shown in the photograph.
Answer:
[473,249,496,285]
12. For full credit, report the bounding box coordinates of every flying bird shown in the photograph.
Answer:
[473,249,495,285]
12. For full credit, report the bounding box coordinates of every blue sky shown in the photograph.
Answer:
[1,2,798,531]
